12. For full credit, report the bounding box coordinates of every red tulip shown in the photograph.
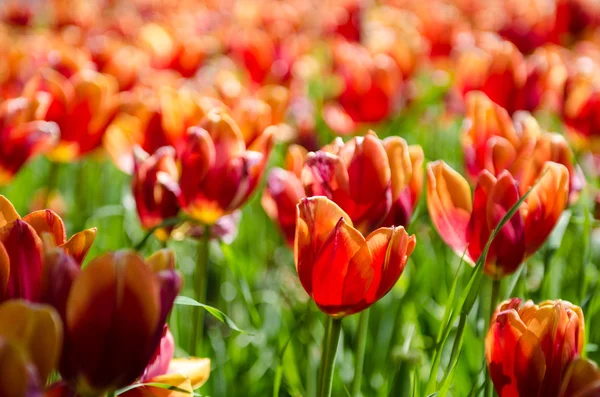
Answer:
[294,196,416,317]
[46,248,181,395]
[0,96,58,185]
[132,146,180,238]
[462,91,584,201]
[0,195,96,302]
[178,109,274,224]
[486,298,584,397]
[427,161,568,278]
[23,68,119,161]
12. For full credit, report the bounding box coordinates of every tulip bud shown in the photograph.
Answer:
[294,197,416,317]
[486,299,584,396]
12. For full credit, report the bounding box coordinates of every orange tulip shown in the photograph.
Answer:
[0,96,58,185]
[46,248,181,395]
[131,147,180,237]
[294,196,416,317]
[462,91,584,201]
[0,195,96,302]
[178,109,274,224]
[560,357,600,397]
[426,161,568,278]
[0,300,63,397]
[23,68,119,161]
[486,298,584,397]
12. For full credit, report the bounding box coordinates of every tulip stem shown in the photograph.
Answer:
[191,227,211,356]
[351,309,370,397]
[106,391,116,397]
[318,316,342,397]
[484,279,501,397]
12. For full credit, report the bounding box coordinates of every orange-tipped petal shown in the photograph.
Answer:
[146,249,176,272]
[168,358,211,389]
[0,196,19,227]
[285,145,308,177]
[426,161,472,256]
[0,300,62,382]
[198,109,245,167]
[61,228,97,265]
[294,197,351,297]
[523,162,569,257]
[0,338,35,397]
[384,136,412,201]
[23,210,67,246]
[0,220,43,301]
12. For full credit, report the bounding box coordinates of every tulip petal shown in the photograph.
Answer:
[0,244,9,300]
[61,228,97,265]
[0,338,38,397]
[523,162,569,257]
[365,227,416,304]
[40,248,80,320]
[514,331,546,396]
[168,358,211,389]
[312,218,372,316]
[120,375,192,397]
[147,249,176,272]
[384,137,412,201]
[426,161,472,256]
[560,358,600,397]
[64,251,161,391]
[294,197,352,296]
[23,210,67,246]
[0,196,20,228]
[0,300,63,382]
[0,220,43,301]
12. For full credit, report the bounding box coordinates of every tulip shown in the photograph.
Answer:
[486,298,584,397]
[178,109,274,225]
[262,145,307,245]
[324,0,363,42]
[454,33,527,114]
[560,357,600,397]
[426,161,569,278]
[294,196,416,317]
[132,146,180,239]
[44,247,181,395]
[0,300,63,397]
[0,195,96,302]
[462,91,584,201]
[562,57,600,153]
[23,68,119,161]
[0,96,58,185]
[323,41,402,134]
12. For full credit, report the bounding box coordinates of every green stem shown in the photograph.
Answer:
[318,316,342,397]
[190,227,211,356]
[484,279,501,397]
[44,161,59,208]
[107,391,116,397]
[351,309,370,397]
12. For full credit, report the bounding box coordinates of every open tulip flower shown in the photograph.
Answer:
[178,108,275,225]
[22,68,119,162]
[427,160,569,278]
[462,91,584,201]
[0,96,59,185]
[42,246,182,396]
[0,195,96,302]
[263,132,423,245]
[294,196,416,317]
[486,298,585,397]
[0,300,63,397]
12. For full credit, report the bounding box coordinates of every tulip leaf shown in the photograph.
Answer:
[116,382,192,395]
[174,295,250,334]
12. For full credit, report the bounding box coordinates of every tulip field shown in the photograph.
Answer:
[3,0,600,396]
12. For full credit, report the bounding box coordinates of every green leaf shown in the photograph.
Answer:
[174,295,251,334]
[116,382,191,395]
